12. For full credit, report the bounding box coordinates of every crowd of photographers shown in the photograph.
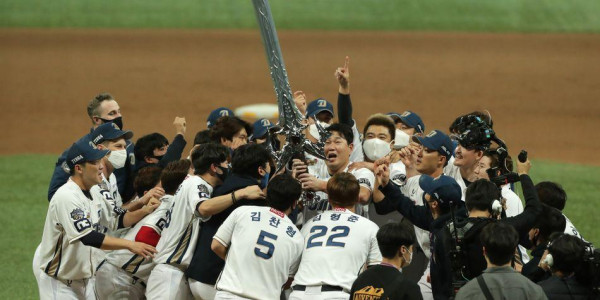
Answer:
[37,56,598,300]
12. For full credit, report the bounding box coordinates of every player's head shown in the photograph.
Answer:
[480,222,519,266]
[90,122,133,171]
[250,118,274,144]
[323,123,354,172]
[206,107,234,128]
[413,130,453,175]
[387,111,425,136]
[546,233,586,276]
[231,144,272,186]
[536,181,567,211]
[135,133,169,165]
[191,143,230,184]
[449,111,493,134]
[326,173,360,208]
[87,92,122,129]
[66,139,109,189]
[209,116,251,150]
[266,173,301,213]
[362,114,395,162]
[465,179,502,216]
[528,204,566,249]
[419,175,462,217]
[306,98,334,124]
[474,148,513,180]
[134,165,162,198]
[377,222,416,267]
[193,129,212,146]
[161,159,192,196]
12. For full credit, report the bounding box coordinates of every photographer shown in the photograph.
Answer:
[538,233,594,299]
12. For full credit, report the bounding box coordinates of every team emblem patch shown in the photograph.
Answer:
[392,174,407,185]
[70,208,85,221]
[198,184,210,198]
[357,178,372,188]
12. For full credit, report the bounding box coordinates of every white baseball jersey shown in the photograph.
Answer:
[214,206,304,300]
[501,185,524,218]
[104,194,174,281]
[292,209,381,292]
[444,157,468,200]
[303,160,374,220]
[349,120,364,163]
[564,214,587,242]
[37,179,118,280]
[153,175,212,267]
[389,161,407,186]
[400,175,432,258]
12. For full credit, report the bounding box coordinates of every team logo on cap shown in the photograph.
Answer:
[70,155,84,164]
[317,99,327,107]
[261,119,271,127]
[70,208,85,221]
[111,123,119,130]
[219,110,229,117]
[427,131,437,138]
[401,111,411,117]
[92,134,104,145]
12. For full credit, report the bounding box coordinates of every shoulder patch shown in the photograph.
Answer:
[70,208,85,221]
[357,178,372,188]
[392,174,407,186]
[198,184,210,198]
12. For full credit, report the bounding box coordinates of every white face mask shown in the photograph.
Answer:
[309,121,331,141]
[107,149,127,169]
[402,246,413,266]
[394,129,411,149]
[362,138,392,161]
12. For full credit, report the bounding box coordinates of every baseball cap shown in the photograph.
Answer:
[207,107,234,128]
[251,118,277,140]
[419,175,462,208]
[65,139,110,170]
[306,98,334,118]
[398,111,425,133]
[413,130,454,161]
[90,122,133,146]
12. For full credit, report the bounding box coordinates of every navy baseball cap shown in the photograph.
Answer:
[395,111,425,133]
[90,122,133,146]
[413,130,454,161]
[419,175,462,208]
[306,98,334,118]
[207,107,234,128]
[65,139,110,170]
[251,118,276,140]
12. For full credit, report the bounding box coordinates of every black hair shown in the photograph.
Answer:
[465,179,501,213]
[209,116,252,143]
[191,143,229,175]
[161,160,191,195]
[194,129,212,146]
[363,114,396,141]
[231,144,272,179]
[133,166,163,198]
[134,133,169,162]
[326,123,354,144]
[480,222,519,266]
[548,233,586,275]
[536,181,567,211]
[532,204,566,245]
[376,222,416,259]
[266,174,301,212]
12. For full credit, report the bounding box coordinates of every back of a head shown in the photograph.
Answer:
[450,111,493,133]
[377,222,416,259]
[191,143,229,175]
[533,204,567,244]
[194,129,212,146]
[363,114,396,141]
[161,160,192,195]
[266,174,302,212]
[326,173,359,208]
[209,116,251,143]
[134,133,168,162]
[480,222,519,266]
[134,165,162,198]
[231,144,272,179]
[536,181,567,211]
[465,179,501,213]
[548,233,586,275]
[326,123,354,145]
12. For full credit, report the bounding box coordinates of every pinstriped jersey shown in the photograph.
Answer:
[153,175,212,267]
[104,195,173,281]
[38,179,112,280]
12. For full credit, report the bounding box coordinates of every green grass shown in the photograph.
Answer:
[1,0,600,32]
[1,154,598,299]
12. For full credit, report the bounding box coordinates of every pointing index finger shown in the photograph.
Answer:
[344,56,350,70]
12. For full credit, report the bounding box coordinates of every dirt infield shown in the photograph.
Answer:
[1,29,599,165]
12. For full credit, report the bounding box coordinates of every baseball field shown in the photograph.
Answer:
[1,1,599,298]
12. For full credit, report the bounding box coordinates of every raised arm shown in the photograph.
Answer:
[502,159,542,234]
[335,56,353,126]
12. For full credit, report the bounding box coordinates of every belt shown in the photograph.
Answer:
[292,285,344,292]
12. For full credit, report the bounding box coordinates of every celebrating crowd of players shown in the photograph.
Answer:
[34,57,598,300]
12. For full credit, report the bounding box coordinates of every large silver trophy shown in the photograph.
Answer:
[251,0,327,173]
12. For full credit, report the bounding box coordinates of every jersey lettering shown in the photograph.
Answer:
[254,230,278,259]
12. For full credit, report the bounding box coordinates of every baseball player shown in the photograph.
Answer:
[289,173,381,299]
[212,174,304,300]
[387,111,426,149]
[35,139,156,300]
[95,160,190,299]
[293,123,374,221]
[145,143,263,300]
[535,181,587,242]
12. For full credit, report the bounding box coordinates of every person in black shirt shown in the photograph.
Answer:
[350,222,423,300]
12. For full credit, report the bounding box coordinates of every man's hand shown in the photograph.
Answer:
[174,116,186,136]
[128,241,157,259]
[517,158,531,175]
[140,187,165,205]
[334,56,350,95]
[294,90,307,116]
[291,159,308,179]
[348,161,374,172]
[398,146,418,170]
[374,162,390,188]
[298,173,326,192]
[236,185,266,200]
[142,197,161,214]
[538,249,551,272]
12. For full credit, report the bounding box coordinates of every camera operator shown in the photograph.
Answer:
[538,233,595,299]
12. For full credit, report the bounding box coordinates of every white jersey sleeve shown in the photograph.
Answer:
[213,208,237,247]
[54,188,94,243]
[389,161,407,186]
[563,214,587,242]
[352,167,375,192]
[501,185,524,218]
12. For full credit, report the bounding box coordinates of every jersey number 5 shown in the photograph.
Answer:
[306,225,350,248]
[254,230,278,259]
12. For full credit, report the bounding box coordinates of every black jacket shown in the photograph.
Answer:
[538,276,594,300]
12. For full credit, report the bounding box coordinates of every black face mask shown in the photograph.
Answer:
[216,165,230,183]
[100,116,123,130]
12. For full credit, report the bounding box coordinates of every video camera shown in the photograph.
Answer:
[582,244,600,297]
